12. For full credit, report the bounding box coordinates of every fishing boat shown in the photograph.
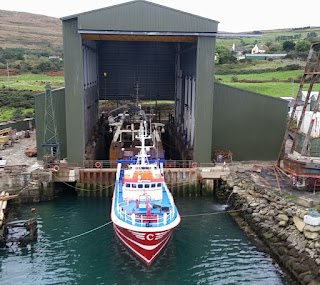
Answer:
[107,104,165,161]
[110,120,180,265]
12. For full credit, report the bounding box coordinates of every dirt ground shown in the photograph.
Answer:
[0,130,38,168]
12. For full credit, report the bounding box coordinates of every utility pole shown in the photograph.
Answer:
[6,62,9,81]
[134,81,140,106]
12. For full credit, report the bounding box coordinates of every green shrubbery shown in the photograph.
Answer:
[216,63,302,75]
[0,89,36,121]
[0,47,63,74]
[0,89,35,109]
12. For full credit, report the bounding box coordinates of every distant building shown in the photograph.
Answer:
[49,55,62,60]
[251,44,266,54]
[245,53,287,60]
[231,43,245,60]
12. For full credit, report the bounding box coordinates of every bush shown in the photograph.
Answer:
[12,108,23,120]
[35,60,54,72]
[231,76,238,82]
[0,89,35,109]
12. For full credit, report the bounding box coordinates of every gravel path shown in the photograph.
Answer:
[0,130,37,167]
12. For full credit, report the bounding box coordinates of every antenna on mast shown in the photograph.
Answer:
[133,80,141,107]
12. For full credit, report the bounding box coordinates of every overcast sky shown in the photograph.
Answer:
[1,0,319,32]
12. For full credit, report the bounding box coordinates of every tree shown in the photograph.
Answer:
[12,108,23,120]
[307,32,317,38]
[268,43,282,53]
[215,46,232,64]
[18,61,32,72]
[295,40,311,52]
[283,41,295,52]
[34,60,53,73]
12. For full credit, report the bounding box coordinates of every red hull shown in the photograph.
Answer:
[113,224,172,265]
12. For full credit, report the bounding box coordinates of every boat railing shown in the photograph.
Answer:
[83,160,195,169]
[115,200,176,227]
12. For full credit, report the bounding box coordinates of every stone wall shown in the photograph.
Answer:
[0,167,55,203]
[0,166,30,193]
[221,171,320,285]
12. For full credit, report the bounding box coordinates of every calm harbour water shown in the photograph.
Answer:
[0,193,294,285]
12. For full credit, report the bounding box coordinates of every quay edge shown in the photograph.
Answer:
[0,167,55,204]
[0,163,230,201]
[218,167,320,285]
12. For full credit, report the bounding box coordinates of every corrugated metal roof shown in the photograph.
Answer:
[61,0,218,33]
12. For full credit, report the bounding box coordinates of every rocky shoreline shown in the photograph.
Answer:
[218,168,320,285]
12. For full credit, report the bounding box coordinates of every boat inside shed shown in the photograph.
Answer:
[81,37,199,162]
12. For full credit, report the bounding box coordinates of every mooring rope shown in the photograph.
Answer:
[181,209,242,218]
[44,221,113,246]
[42,209,241,246]
[0,208,243,284]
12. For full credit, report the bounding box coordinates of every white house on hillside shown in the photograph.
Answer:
[251,44,266,54]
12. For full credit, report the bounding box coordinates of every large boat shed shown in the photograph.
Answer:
[35,0,288,165]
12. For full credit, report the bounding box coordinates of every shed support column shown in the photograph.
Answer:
[194,36,215,163]
[191,77,196,148]
[183,76,188,145]
[177,70,183,128]
[63,18,85,165]
[187,76,192,146]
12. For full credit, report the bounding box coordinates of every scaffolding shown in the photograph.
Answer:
[277,42,320,165]
[276,42,320,190]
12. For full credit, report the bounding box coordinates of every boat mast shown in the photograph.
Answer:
[135,121,151,166]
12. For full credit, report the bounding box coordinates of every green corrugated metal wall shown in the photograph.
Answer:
[212,83,287,161]
[0,119,35,131]
[60,1,290,163]
[194,37,215,163]
[61,1,218,165]
[63,18,85,164]
[35,88,67,160]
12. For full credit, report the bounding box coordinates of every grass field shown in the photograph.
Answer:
[0,74,64,91]
[0,68,319,122]
[0,107,34,122]
[0,70,312,97]
[214,69,320,97]
[216,26,320,52]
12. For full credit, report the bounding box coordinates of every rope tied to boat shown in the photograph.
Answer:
[42,209,242,246]
[181,209,242,218]
[44,221,113,246]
